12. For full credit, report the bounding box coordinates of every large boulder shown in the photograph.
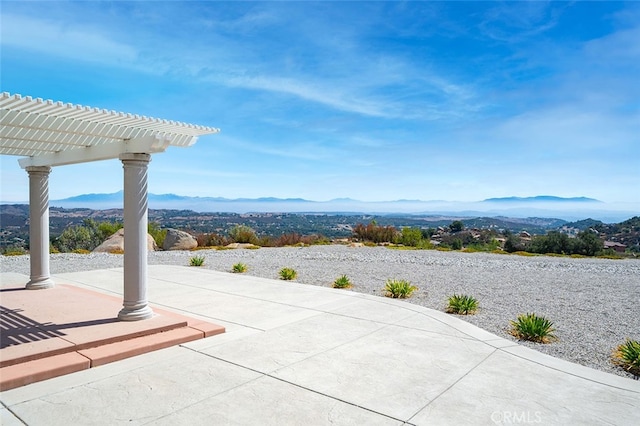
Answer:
[162,228,197,251]
[93,229,159,253]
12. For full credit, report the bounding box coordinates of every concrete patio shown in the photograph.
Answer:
[1,265,639,425]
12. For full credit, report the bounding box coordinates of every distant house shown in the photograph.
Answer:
[603,241,626,253]
[519,231,531,239]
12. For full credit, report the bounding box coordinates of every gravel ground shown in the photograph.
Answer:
[2,245,639,380]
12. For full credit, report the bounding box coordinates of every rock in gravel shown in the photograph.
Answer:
[162,228,197,251]
[93,229,159,253]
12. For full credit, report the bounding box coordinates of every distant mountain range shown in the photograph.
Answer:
[483,196,601,203]
[57,191,603,205]
[2,192,636,222]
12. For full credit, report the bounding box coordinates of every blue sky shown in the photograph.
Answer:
[1,1,639,210]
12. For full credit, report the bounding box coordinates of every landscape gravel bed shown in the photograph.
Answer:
[2,245,639,379]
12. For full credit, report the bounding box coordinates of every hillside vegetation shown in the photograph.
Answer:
[1,205,638,256]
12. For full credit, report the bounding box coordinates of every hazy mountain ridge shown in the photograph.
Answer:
[1,192,636,222]
[483,196,601,203]
[56,191,603,205]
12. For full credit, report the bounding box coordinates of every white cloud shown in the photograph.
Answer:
[479,1,565,43]
[226,75,394,118]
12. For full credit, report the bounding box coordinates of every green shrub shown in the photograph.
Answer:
[196,232,229,247]
[228,225,258,244]
[232,262,248,273]
[400,227,423,247]
[504,234,524,253]
[2,247,27,256]
[446,294,478,315]
[55,222,95,252]
[148,222,167,247]
[189,255,205,266]
[450,238,463,250]
[384,279,417,299]
[449,220,464,233]
[464,240,500,252]
[612,339,640,376]
[279,267,297,280]
[71,248,91,254]
[510,313,557,343]
[333,274,352,289]
[54,219,123,253]
[528,229,603,257]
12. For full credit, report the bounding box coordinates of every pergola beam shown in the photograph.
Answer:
[17,135,177,168]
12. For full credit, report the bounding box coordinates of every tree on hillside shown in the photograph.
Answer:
[400,227,423,246]
[529,231,571,254]
[54,219,122,252]
[449,220,464,233]
[504,234,524,253]
[574,230,603,256]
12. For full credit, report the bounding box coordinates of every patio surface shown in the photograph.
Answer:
[1,265,639,425]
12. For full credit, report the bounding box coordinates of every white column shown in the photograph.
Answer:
[118,153,154,321]
[25,166,55,290]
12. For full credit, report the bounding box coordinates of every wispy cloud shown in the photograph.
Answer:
[2,13,138,65]
[2,5,483,123]
[478,1,565,43]
[226,75,394,118]
[213,134,342,162]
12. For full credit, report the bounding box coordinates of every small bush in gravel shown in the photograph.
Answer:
[384,279,417,299]
[510,313,556,343]
[446,294,478,315]
[612,339,640,377]
[279,267,297,280]
[232,262,248,273]
[189,255,205,267]
[333,275,352,289]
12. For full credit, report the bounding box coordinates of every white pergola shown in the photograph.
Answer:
[0,92,219,320]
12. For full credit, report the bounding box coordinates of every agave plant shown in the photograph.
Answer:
[509,313,556,343]
[232,262,248,273]
[446,294,478,315]
[384,279,417,299]
[279,267,297,281]
[333,274,352,289]
[612,339,640,376]
[189,255,205,267]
